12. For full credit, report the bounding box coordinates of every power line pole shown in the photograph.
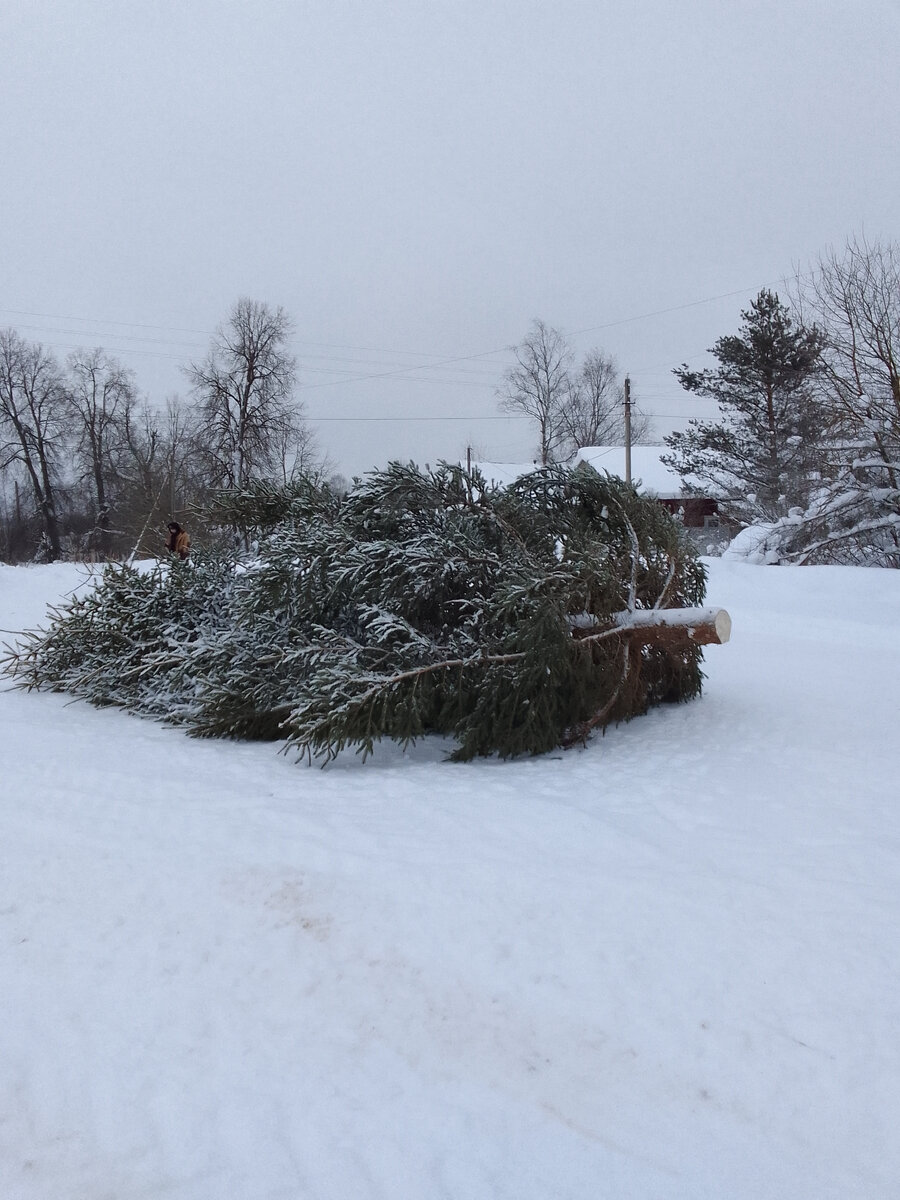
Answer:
[624,375,632,486]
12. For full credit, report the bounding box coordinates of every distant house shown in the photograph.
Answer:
[573,446,719,530]
[470,447,719,530]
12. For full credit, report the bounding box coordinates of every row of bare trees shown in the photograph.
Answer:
[0,299,319,562]
[497,320,650,465]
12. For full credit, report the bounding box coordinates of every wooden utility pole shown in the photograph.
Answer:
[624,376,632,486]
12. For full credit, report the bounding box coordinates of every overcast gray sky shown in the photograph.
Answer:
[3,0,898,476]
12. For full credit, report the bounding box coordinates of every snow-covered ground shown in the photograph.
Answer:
[1,560,898,1200]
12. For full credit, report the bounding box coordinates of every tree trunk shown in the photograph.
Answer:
[572,607,732,648]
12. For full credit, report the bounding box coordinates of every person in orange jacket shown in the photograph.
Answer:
[165,521,191,560]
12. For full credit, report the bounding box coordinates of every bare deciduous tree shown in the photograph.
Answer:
[271,415,323,485]
[118,395,202,550]
[0,330,68,560]
[160,396,202,521]
[791,237,900,564]
[64,348,136,556]
[809,237,900,442]
[122,399,162,508]
[560,349,651,454]
[187,298,310,490]
[498,320,573,466]
[498,323,648,464]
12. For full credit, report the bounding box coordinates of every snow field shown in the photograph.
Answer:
[1,559,898,1199]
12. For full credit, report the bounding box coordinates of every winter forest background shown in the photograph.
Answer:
[2,235,898,569]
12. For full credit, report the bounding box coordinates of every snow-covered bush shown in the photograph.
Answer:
[787,239,900,567]
[722,428,900,568]
[6,462,708,761]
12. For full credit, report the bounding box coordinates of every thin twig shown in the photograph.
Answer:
[607,493,641,611]
[653,557,677,610]
[126,478,169,567]
[563,643,632,747]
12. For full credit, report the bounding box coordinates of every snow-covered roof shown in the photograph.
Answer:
[573,446,684,499]
[469,460,535,488]
[470,447,686,499]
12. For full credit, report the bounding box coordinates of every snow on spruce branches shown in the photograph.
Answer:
[6,462,708,761]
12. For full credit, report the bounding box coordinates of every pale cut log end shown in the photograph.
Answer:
[713,609,732,644]
[684,607,732,645]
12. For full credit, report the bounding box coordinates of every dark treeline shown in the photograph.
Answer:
[0,298,324,563]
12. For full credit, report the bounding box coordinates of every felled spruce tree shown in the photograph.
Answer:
[8,462,708,761]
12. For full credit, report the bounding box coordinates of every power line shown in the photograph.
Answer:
[287,348,509,390]
[299,271,814,390]
[12,322,207,351]
[28,338,506,389]
[0,307,213,337]
[0,304,502,361]
[567,277,800,339]
[0,306,509,373]
[2,269,813,391]
[5,315,502,379]
[37,340,187,363]
[303,373,497,390]
[302,407,719,425]
[306,414,530,423]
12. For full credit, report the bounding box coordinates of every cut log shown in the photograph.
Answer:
[571,607,732,648]
[616,606,731,646]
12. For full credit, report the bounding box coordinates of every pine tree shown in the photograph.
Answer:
[663,290,824,527]
[6,463,710,762]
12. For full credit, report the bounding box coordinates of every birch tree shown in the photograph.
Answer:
[498,320,573,466]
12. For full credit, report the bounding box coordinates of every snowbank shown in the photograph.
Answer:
[721,523,782,564]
